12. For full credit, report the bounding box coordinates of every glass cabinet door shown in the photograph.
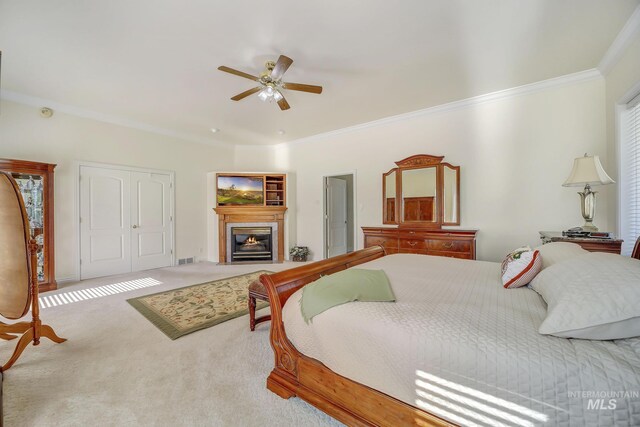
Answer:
[12,173,46,283]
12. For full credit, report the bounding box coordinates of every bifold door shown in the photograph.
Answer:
[80,166,173,279]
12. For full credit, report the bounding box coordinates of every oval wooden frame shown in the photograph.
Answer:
[0,171,32,319]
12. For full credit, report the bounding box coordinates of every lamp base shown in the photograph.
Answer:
[577,184,598,233]
[580,223,599,232]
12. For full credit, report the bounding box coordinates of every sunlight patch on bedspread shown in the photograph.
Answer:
[415,370,549,427]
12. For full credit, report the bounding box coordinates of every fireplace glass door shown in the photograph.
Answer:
[231,227,273,262]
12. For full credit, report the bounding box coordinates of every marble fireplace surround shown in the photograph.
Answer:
[213,206,287,264]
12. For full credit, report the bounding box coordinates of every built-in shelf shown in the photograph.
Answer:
[265,174,286,207]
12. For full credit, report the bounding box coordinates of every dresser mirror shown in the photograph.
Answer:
[381,154,460,228]
[382,169,397,223]
[401,167,437,223]
[442,164,460,224]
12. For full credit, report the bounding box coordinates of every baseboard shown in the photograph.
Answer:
[55,276,79,285]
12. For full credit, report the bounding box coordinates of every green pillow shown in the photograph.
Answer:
[300,269,395,323]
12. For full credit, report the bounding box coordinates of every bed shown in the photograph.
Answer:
[259,246,640,426]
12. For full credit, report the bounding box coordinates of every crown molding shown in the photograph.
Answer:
[598,4,640,76]
[289,68,603,146]
[0,90,231,148]
[1,67,604,150]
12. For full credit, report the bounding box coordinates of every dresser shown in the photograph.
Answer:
[367,154,478,260]
[363,227,478,259]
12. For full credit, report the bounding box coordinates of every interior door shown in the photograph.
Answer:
[130,172,172,272]
[80,166,132,279]
[326,177,348,257]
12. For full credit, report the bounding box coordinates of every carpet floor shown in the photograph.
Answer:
[0,262,343,427]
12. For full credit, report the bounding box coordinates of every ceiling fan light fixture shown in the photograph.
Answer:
[257,84,283,103]
[257,89,270,102]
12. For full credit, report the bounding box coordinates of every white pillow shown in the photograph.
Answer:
[501,247,542,289]
[533,242,587,270]
[530,252,640,340]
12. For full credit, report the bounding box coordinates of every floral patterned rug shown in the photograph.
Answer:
[127,271,272,340]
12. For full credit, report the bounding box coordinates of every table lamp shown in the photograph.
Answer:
[562,153,614,232]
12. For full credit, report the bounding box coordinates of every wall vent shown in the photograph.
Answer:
[177,257,195,265]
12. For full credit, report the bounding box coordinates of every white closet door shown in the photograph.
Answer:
[80,166,132,279]
[326,177,348,257]
[130,172,172,272]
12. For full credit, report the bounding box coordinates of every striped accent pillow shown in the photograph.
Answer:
[501,247,542,289]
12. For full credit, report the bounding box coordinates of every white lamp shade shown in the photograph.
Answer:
[563,155,615,187]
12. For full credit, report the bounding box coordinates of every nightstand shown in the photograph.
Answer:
[539,231,622,254]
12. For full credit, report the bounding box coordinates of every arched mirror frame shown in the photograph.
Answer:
[382,154,461,228]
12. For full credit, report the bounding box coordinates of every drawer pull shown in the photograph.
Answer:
[407,241,417,247]
[443,241,454,249]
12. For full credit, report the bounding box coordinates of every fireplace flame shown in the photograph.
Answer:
[244,235,259,246]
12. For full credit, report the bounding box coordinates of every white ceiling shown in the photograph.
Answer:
[0,0,638,146]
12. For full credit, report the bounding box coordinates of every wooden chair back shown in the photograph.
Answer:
[0,171,32,319]
[632,236,640,260]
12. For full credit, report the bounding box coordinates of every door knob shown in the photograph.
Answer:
[132,225,138,229]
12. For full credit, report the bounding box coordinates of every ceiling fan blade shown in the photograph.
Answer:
[277,96,290,111]
[231,87,262,101]
[217,66,259,82]
[270,55,293,81]
[283,82,323,94]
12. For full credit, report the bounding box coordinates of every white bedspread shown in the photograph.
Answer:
[282,254,640,426]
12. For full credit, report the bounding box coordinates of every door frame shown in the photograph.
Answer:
[74,161,176,280]
[322,171,357,259]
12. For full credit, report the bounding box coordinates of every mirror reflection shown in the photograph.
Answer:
[401,167,437,222]
[443,165,458,223]
[384,171,396,223]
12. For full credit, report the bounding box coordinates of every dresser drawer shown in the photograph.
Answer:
[403,249,429,255]
[363,227,477,260]
[365,236,398,249]
[429,251,473,259]
[399,238,427,250]
[427,239,471,253]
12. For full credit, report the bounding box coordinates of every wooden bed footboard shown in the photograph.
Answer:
[259,246,453,427]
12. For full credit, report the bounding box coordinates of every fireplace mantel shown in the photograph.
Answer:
[213,206,287,263]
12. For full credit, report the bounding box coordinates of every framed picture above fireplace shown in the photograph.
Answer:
[216,173,286,207]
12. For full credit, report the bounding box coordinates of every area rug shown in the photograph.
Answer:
[127,270,272,340]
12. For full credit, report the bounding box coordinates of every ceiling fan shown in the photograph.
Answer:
[217,55,322,111]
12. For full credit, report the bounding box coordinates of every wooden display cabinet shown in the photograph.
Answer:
[0,159,57,292]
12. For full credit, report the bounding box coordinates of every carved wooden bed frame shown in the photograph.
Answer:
[259,246,453,426]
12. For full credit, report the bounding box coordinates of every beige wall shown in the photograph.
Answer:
[605,29,640,236]
[280,77,609,262]
[2,68,622,275]
[0,100,234,281]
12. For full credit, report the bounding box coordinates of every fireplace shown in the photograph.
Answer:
[230,227,273,262]
[215,206,286,264]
